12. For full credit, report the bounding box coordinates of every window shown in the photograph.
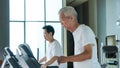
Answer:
[10,0,62,59]
[10,22,24,53]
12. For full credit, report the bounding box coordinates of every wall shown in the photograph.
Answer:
[75,2,89,25]
[97,0,107,45]
[106,0,120,40]
[88,0,97,35]
[0,0,9,60]
[117,0,120,17]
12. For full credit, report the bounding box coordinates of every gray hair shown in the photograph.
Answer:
[58,6,78,20]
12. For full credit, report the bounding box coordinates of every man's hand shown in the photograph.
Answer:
[57,56,67,65]
[41,64,47,68]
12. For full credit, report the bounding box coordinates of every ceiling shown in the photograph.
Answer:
[66,0,88,7]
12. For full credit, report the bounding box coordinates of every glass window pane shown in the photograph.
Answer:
[10,22,24,54]
[26,0,44,21]
[46,0,62,21]
[26,22,45,59]
[10,0,24,21]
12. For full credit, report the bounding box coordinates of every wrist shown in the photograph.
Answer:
[66,56,70,62]
[44,63,48,66]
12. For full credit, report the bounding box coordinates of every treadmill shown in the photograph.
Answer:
[1,47,22,68]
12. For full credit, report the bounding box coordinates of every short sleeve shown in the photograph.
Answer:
[81,27,96,47]
[52,41,62,57]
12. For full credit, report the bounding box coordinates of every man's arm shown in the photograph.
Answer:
[58,44,92,63]
[44,56,58,66]
[38,56,46,63]
[41,56,58,68]
[67,44,92,62]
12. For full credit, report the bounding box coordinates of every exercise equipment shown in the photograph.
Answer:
[1,47,22,68]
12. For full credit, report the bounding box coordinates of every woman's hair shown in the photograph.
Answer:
[42,25,55,36]
[58,6,78,20]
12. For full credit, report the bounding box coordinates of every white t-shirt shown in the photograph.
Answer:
[72,24,101,68]
[46,40,62,66]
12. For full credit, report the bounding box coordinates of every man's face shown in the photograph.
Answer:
[43,29,51,41]
[59,13,71,30]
